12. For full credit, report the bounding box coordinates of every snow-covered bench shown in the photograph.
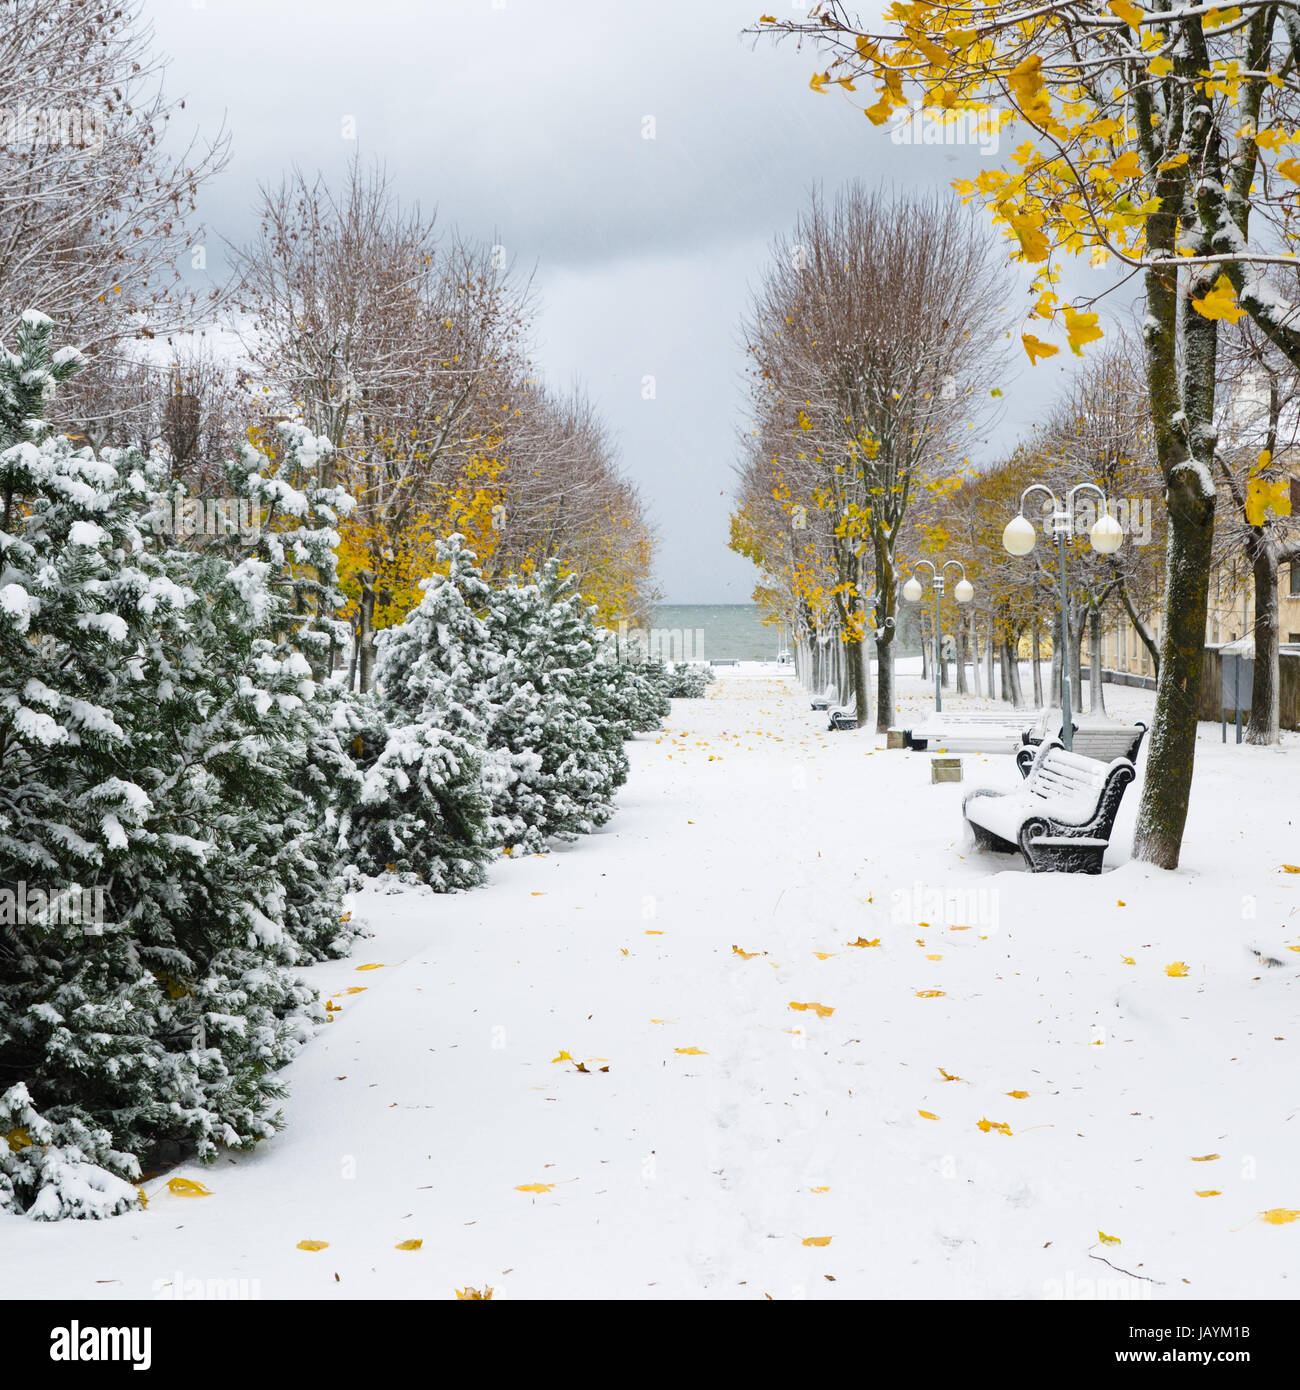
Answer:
[828,708,858,730]
[963,740,1136,874]
[810,696,832,711]
[1016,720,1146,776]
[904,709,1045,753]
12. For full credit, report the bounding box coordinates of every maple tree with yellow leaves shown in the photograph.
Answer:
[755,0,1300,866]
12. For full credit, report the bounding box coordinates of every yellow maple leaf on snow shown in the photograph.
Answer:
[167,1178,211,1197]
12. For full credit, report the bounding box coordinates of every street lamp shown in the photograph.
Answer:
[1002,483,1124,751]
[903,560,974,713]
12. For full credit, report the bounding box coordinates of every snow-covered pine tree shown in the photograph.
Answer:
[0,316,358,1219]
[586,651,671,736]
[342,534,495,889]
[661,662,716,699]
[483,560,629,852]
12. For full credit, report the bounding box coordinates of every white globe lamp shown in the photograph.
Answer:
[1002,513,1037,556]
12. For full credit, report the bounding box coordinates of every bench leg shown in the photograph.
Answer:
[967,820,1017,854]
[1023,842,1107,874]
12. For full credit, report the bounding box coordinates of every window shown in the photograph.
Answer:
[1290,633,1300,645]
[1290,562,1300,598]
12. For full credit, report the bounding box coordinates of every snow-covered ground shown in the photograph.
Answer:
[5,666,1298,1300]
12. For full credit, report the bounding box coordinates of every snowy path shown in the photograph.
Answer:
[5,672,1299,1300]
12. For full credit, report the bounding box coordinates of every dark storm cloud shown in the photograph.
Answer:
[147,0,1096,601]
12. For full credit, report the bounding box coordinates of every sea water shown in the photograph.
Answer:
[637,605,923,663]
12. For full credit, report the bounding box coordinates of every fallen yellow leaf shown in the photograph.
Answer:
[789,1001,834,1018]
[938,1068,962,1082]
[1005,1090,1030,1099]
[456,1286,494,1299]
[847,937,880,948]
[1281,865,1300,874]
[732,945,760,959]
[1165,961,1189,977]
[915,990,945,999]
[395,1239,423,1250]
[918,1109,940,1121]
[1098,1231,1122,1246]
[674,1046,708,1055]
[297,1240,329,1251]
[1195,1191,1221,1198]
[551,1050,573,1064]
[801,1236,833,1247]
[1259,1208,1300,1225]
[809,1186,830,1193]
[1191,1154,1221,1162]
[356,963,385,971]
[977,1118,1012,1136]
[167,1178,211,1197]
[813,951,836,960]
[515,1183,554,1194]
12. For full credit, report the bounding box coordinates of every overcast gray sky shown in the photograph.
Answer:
[146,0,1107,603]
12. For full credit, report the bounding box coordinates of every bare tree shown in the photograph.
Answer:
[740,184,1009,728]
[0,0,228,351]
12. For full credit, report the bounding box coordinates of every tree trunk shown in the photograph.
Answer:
[851,635,870,728]
[956,626,969,695]
[1048,610,1063,709]
[1246,543,1279,745]
[1005,640,1025,708]
[970,614,982,697]
[1089,607,1106,714]
[347,615,360,693]
[1120,581,1161,678]
[358,572,377,694]
[875,632,895,733]
[1070,605,1085,713]
[1133,490,1215,867]
[985,621,994,696]
[1132,225,1220,869]
[1031,617,1043,707]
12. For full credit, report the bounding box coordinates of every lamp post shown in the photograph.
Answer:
[903,560,974,714]
[1002,483,1124,751]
